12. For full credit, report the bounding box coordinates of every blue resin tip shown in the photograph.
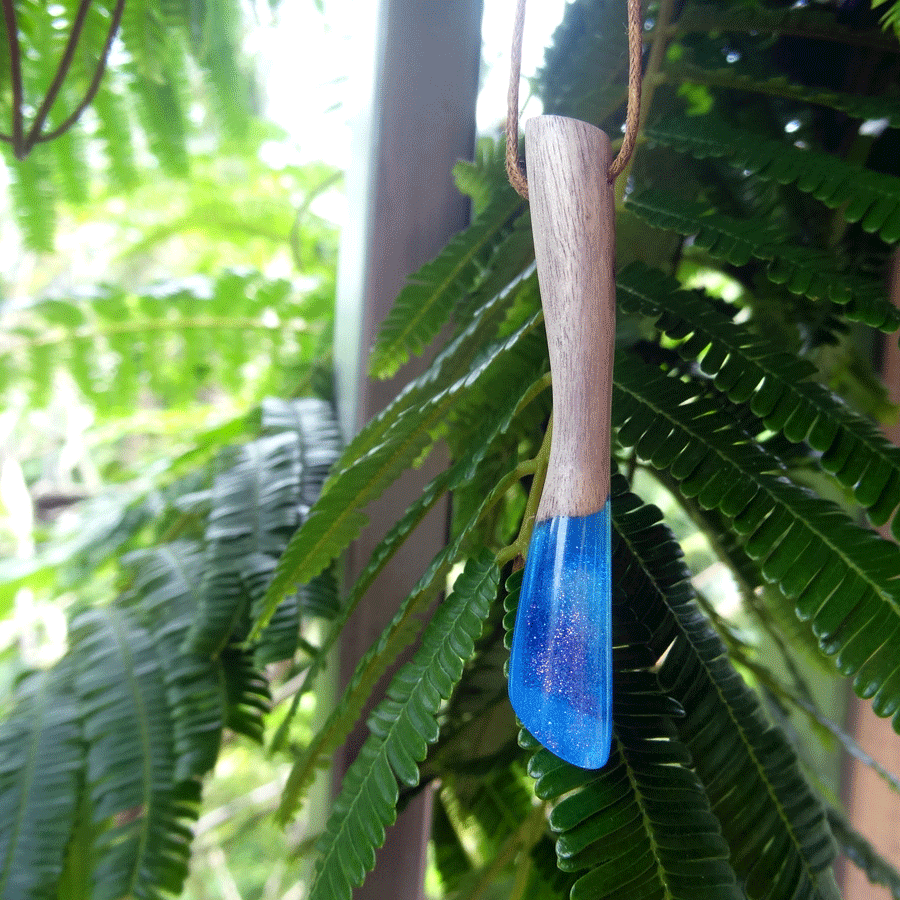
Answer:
[508,500,612,769]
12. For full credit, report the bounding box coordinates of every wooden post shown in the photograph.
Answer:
[333,1,483,897]
[839,252,900,899]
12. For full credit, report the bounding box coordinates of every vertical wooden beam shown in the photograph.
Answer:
[333,2,484,898]
[839,254,900,899]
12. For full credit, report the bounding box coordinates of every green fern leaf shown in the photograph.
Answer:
[538,717,740,900]
[506,565,740,899]
[50,112,90,206]
[626,190,900,331]
[190,433,305,655]
[5,146,57,253]
[196,0,252,141]
[0,672,82,900]
[260,397,343,517]
[609,475,838,899]
[369,185,524,379]
[253,314,543,639]
[275,428,534,822]
[132,72,190,176]
[124,543,225,781]
[539,0,631,123]
[617,263,900,530]
[275,368,544,752]
[614,353,900,722]
[325,269,533,485]
[71,606,197,900]
[220,644,271,744]
[308,550,499,900]
[874,0,900,38]
[668,62,900,129]
[646,115,900,243]
[451,213,536,332]
[679,4,900,51]
[452,137,510,213]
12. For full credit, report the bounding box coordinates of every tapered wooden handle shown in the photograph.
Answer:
[526,115,616,521]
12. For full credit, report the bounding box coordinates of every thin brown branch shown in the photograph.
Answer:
[31,0,127,147]
[1,0,25,158]
[24,0,93,149]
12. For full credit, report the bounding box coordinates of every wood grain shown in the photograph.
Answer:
[526,115,616,520]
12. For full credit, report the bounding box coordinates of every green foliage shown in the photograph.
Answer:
[308,551,499,900]
[0,671,81,900]
[369,182,525,379]
[827,807,900,898]
[646,115,900,243]
[3,1,900,898]
[615,264,900,531]
[0,398,341,899]
[1,0,258,250]
[610,476,837,899]
[874,0,900,40]
[0,271,325,414]
[626,190,900,331]
[277,2,899,897]
[253,313,545,635]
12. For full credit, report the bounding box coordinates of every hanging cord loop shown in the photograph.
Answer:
[506,0,644,197]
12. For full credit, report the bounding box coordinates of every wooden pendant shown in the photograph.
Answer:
[508,115,615,769]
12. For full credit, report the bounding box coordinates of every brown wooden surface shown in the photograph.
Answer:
[526,115,616,521]
[840,252,900,898]
[332,2,483,898]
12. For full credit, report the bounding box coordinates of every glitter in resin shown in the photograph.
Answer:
[508,501,611,769]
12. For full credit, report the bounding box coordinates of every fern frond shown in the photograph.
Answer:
[71,606,198,900]
[4,146,57,253]
[260,397,343,516]
[220,644,270,744]
[646,114,900,243]
[253,314,544,638]
[123,543,225,781]
[667,63,900,128]
[874,0,900,39]
[324,264,538,486]
[0,672,82,900]
[452,137,510,213]
[1,273,321,413]
[507,562,740,898]
[275,369,544,750]
[50,112,91,206]
[679,4,900,51]
[190,397,341,659]
[308,551,499,900]
[539,0,631,123]
[613,352,900,724]
[131,71,190,177]
[533,707,740,900]
[617,263,900,531]
[276,455,525,823]
[189,432,305,655]
[196,0,252,141]
[626,190,900,331]
[609,475,838,899]
[369,184,525,379]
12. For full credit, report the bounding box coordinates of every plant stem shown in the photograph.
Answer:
[495,417,552,569]
[32,0,127,147]
[0,0,24,157]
